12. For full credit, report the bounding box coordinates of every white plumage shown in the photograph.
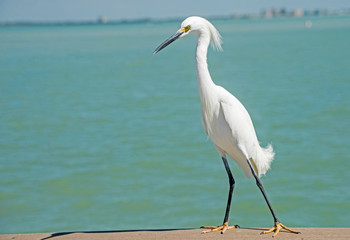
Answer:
[180,16,275,178]
[203,85,275,178]
[154,16,299,237]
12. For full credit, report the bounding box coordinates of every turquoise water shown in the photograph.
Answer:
[1,16,350,234]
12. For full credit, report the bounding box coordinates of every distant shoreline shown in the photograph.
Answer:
[1,8,350,27]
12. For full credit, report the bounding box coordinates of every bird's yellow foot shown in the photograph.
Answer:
[201,222,239,234]
[262,222,300,237]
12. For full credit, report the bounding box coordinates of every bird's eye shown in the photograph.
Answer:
[184,25,191,32]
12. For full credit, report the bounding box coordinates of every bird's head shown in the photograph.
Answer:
[153,16,222,54]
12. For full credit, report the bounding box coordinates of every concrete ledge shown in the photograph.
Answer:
[1,228,349,240]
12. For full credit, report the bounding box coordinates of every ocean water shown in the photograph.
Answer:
[0,16,349,234]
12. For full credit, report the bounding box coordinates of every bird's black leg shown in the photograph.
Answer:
[222,157,235,224]
[201,157,238,233]
[246,158,300,236]
[246,158,278,222]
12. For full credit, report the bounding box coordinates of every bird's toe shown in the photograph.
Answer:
[262,222,300,237]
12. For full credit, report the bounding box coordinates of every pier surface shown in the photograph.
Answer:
[1,228,349,240]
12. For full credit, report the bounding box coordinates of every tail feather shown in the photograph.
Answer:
[255,144,275,178]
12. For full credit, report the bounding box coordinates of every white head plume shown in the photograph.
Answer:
[181,16,223,51]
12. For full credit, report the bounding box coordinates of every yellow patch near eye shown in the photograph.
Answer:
[180,25,191,33]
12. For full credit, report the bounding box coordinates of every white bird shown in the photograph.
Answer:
[153,16,299,237]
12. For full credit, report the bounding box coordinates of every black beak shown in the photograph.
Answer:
[153,31,184,54]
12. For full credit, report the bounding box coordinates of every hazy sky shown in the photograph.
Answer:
[1,0,350,22]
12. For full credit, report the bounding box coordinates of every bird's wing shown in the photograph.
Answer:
[217,87,259,157]
[201,110,209,135]
[217,86,274,178]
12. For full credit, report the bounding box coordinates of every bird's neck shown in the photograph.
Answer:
[196,32,215,101]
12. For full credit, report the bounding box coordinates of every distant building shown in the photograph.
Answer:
[293,9,304,17]
[280,8,287,15]
[263,9,273,18]
[98,16,108,24]
[231,13,240,19]
[313,9,320,15]
[272,7,281,17]
[262,7,289,18]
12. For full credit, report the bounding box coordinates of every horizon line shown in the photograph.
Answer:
[1,8,349,26]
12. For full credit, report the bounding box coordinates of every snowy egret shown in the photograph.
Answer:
[153,16,300,237]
